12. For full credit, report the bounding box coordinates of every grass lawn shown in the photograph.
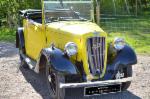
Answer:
[101,9,150,55]
[0,28,16,42]
[108,31,150,55]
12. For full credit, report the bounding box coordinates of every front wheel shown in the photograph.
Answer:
[46,62,65,99]
[121,66,133,91]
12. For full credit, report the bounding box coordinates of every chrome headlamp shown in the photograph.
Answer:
[65,42,78,56]
[113,38,126,51]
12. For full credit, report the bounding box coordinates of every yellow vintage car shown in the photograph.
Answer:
[16,0,137,99]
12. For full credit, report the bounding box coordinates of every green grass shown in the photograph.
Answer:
[0,28,16,42]
[101,16,150,34]
[101,13,150,55]
[108,31,150,55]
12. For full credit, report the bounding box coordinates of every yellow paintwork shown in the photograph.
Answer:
[23,19,46,60]
[45,21,107,79]
[23,1,108,79]
[24,19,108,79]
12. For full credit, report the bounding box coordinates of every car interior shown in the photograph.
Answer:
[27,12,42,24]
[20,9,79,24]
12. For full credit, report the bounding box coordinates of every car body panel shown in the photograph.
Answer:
[46,21,104,35]
[45,21,107,79]
[23,19,46,60]
[44,47,78,75]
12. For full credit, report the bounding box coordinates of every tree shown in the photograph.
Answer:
[0,0,41,28]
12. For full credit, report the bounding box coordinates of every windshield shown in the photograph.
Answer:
[43,0,92,23]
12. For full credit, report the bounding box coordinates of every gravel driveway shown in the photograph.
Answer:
[0,42,150,99]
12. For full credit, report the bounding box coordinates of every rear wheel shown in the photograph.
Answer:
[46,62,65,99]
[19,53,28,69]
[18,40,28,69]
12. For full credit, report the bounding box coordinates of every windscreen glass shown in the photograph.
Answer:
[43,0,92,23]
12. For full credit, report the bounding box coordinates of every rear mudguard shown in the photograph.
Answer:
[104,45,137,80]
[37,47,78,75]
[16,27,24,49]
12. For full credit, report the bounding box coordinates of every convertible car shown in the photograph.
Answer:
[16,0,137,99]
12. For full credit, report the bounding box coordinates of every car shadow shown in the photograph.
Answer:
[20,67,141,99]
[20,67,51,99]
[0,42,18,58]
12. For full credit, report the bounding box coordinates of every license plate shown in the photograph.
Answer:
[84,84,121,96]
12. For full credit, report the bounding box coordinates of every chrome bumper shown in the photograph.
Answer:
[60,77,132,88]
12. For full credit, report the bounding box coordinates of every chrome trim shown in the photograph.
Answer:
[59,77,132,88]
[87,37,106,75]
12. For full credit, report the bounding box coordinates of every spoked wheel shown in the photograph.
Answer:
[46,62,65,99]
[121,66,132,91]
[115,65,133,91]
[46,65,56,97]
[19,44,28,69]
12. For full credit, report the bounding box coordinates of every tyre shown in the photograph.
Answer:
[18,40,28,69]
[46,62,65,99]
[19,53,29,69]
[121,66,133,91]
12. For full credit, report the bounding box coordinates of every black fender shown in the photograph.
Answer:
[39,47,78,75]
[16,27,25,49]
[104,45,137,80]
[113,45,137,66]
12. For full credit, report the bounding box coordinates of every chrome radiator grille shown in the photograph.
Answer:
[87,37,106,75]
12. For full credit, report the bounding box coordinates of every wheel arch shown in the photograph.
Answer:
[16,27,25,49]
[38,54,47,72]
[104,45,137,80]
[35,47,78,75]
[114,45,137,66]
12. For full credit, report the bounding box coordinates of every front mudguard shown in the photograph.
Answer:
[41,47,78,75]
[104,45,137,80]
[113,45,137,66]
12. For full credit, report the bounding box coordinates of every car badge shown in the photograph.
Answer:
[93,31,100,37]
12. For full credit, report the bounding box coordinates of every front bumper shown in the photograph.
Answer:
[60,77,132,88]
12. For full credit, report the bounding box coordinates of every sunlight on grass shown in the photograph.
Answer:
[108,31,150,54]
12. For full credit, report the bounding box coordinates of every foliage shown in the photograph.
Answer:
[100,0,150,15]
[0,0,41,28]
[0,0,149,28]
[0,28,15,42]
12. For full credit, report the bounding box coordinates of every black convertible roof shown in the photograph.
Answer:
[19,9,41,16]
[19,9,71,17]
[19,9,76,19]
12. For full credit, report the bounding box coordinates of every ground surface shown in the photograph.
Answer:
[0,42,150,99]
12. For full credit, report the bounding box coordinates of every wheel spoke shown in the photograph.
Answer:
[48,67,56,94]
[48,75,51,82]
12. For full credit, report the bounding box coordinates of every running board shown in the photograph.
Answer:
[20,52,36,70]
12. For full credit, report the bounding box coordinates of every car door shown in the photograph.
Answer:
[25,19,46,60]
